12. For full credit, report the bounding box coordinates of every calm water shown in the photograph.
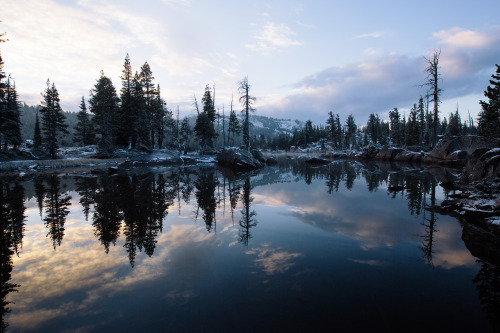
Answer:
[1,158,499,332]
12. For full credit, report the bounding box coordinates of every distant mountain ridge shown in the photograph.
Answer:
[19,103,305,146]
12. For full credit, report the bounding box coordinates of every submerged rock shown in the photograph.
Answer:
[266,157,278,166]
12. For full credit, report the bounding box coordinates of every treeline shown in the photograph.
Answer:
[2,38,499,157]
[262,61,500,151]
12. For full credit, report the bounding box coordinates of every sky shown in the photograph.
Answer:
[1,0,500,125]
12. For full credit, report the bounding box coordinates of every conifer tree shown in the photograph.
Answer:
[180,117,191,154]
[117,54,135,147]
[194,112,216,154]
[0,50,7,148]
[2,78,22,149]
[238,77,256,151]
[89,71,119,157]
[131,72,149,149]
[202,84,216,122]
[32,111,42,153]
[344,114,357,149]
[74,97,94,146]
[39,80,68,159]
[424,50,442,147]
[228,110,240,146]
[478,64,500,141]
[140,62,156,146]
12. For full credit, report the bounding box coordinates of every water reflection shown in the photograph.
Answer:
[0,178,25,332]
[1,158,499,331]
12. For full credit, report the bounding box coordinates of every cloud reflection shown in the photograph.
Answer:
[246,244,302,275]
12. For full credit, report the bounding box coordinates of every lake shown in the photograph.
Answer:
[1,157,498,332]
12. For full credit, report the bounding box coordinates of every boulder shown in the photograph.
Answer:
[463,147,500,181]
[250,148,266,163]
[393,151,417,163]
[217,148,264,172]
[429,136,485,161]
[375,146,404,160]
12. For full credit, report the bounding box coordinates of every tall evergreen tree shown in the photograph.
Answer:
[478,64,500,141]
[417,97,426,145]
[201,84,216,122]
[194,112,215,154]
[180,117,191,154]
[117,53,135,147]
[89,71,119,157]
[238,77,256,151]
[406,105,419,146]
[389,107,401,146]
[131,72,150,149]
[74,97,94,146]
[344,114,357,149]
[0,50,7,149]
[424,50,442,147]
[32,111,42,153]
[153,84,167,149]
[228,109,240,146]
[140,62,157,146]
[2,78,22,149]
[39,80,68,159]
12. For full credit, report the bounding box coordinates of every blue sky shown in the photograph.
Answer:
[2,0,499,124]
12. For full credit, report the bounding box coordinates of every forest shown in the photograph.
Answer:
[1,36,500,159]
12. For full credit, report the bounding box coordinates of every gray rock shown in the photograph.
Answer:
[217,148,264,172]
[375,146,404,160]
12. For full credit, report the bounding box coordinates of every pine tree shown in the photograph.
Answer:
[478,64,500,141]
[238,77,256,151]
[202,84,216,122]
[194,112,215,154]
[140,62,156,147]
[153,84,167,149]
[32,111,42,153]
[228,110,240,146]
[180,117,191,154]
[389,108,401,146]
[345,114,356,149]
[406,105,419,146]
[39,80,68,159]
[131,72,149,149]
[424,50,442,147]
[0,50,7,148]
[2,77,22,149]
[417,97,425,145]
[89,71,119,157]
[74,97,94,146]
[117,53,135,147]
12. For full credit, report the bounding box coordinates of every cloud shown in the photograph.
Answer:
[354,31,389,39]
[245,22,302,56]
[433,27,496,48]
[258,26,500,124]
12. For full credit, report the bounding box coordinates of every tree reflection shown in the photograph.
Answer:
[33,175,45,218]
[44,175,72,249]
[420,178,438,266]
[195,169,218,232]
[0,179,26,332]
[118,173,174,266]
[239,177,257,246]
[473,260,500,331]
[75,176,97,221]
[92,176,122,254]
